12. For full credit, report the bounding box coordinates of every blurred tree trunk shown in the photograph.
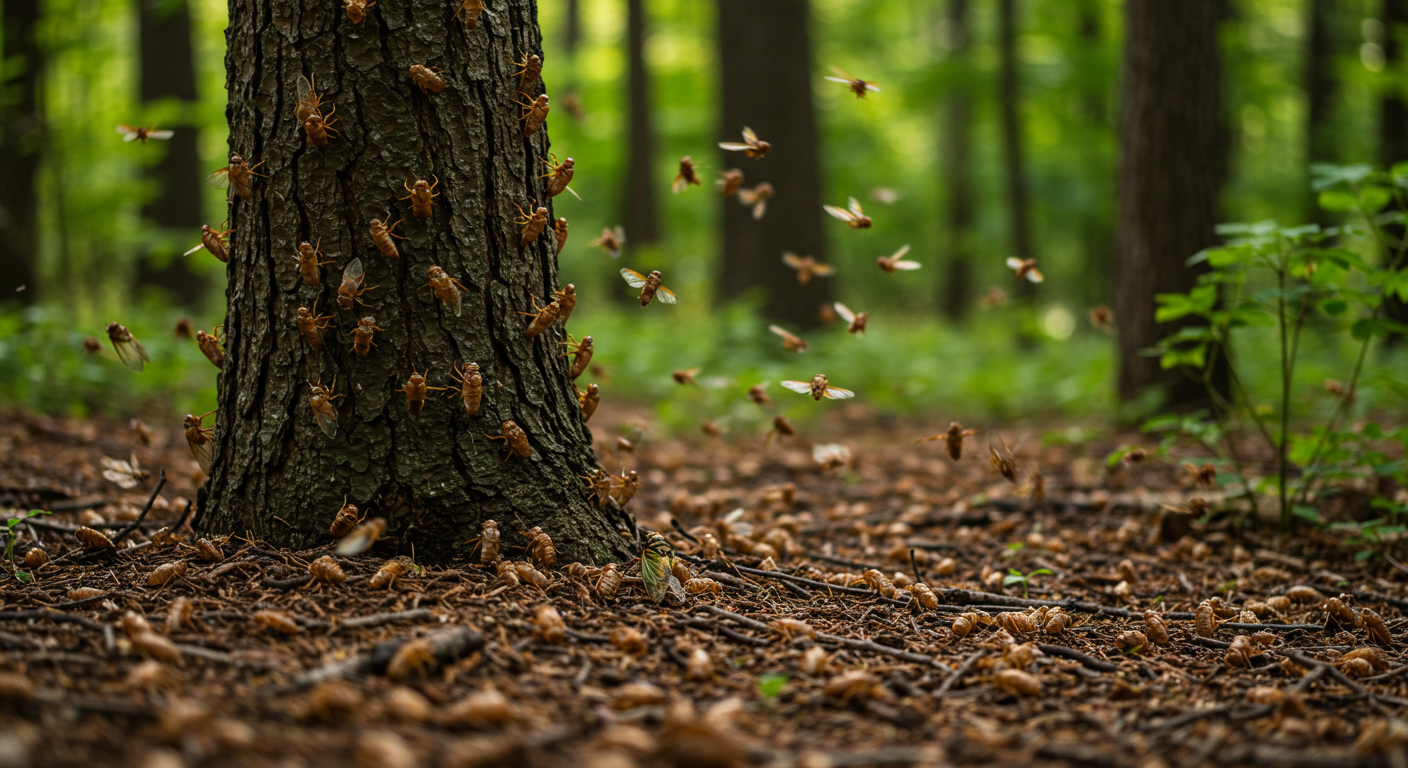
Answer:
[998,0,1036,302]
[717,0,829,326]
[1305,0,1337,172]
[1381,0,1408,342]
[201,0,629,565]
[939,0,974,322]
[623,0,659,248]
[134,0,209,306]
[0,0,42,304]
[565,0,582,54]
[1075,0,1115,311]
[1115,0,1225,407]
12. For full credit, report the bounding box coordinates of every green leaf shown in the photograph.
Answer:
[1361,185,1393,213]
[1320,299,1349,315]
[1311,163,1375,191]
[1002,573,1026,587]
[1292,506,1322,524]
[1318,188,1360,213]
[758,674,788,700]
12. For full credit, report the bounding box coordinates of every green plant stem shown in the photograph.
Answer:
[1193,273,1264,518]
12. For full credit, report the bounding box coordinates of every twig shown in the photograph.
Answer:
[264,625,483,696]
[565,628,609,644]
[814,631,943,668]
[670,518,699,543]
[44,592,113,611]
[337,608,440,631]
[171,499,194,532]
[110,470,166,546]
[261,573,313,590]
[697,605,771,633]
[0,609,106,632]
[29,689,152,718]
[1037,643,1119,672]
[172,643,274,669]
[701,570,760,592]
[935,650,986,697]
[678,616,770,647]
[909,549,922,586]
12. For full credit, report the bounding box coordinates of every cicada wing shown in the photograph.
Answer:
[1027,268,1045,283]
[671,175,687,194]
[741,126,758,144]
[824,76,851,85]
[780,380,812,394]
[314,404,339,439]
[620,268,647,288]
[891,244,912,261]
[452,290,463,317]
[893,260,922,271]
[829,65,855,80]
[781,252,805,270]
[848,197,864,216]
[718,142,752,151]
[1006,257,1023,271]
[752,200,767,220]
[187,434,214,475]
[183,242,206,257]
[864,82,881,93]
[769,325,797,343]
[206,168,231,190]
[812,263,835,277]
[640,547,670,603]
[343,257,364,281]
[117,125,140,142]
[148,130,174,141]
[833,302,856,323]
[113,336,150,373]
[823,204,854,223]
[823,386,855,400]
[296,75,313,105]
[666,573,686,601]
[914,435,944,444]
[655,285,679,305]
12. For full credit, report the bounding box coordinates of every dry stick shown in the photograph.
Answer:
[935,649,987,697]
[1294,582,1408,611]
[265,624,484,696]
[564,628,610,644]
[678,616,770,647]
[701,570,760,592]
[172,643,273,668]
[336,608,440,631]
[697,605,945,668]
[262,573,313,590]
[1036,643,1119,672]
[0,609,106,632]
[43,592,112,611]
[110,470,166,546]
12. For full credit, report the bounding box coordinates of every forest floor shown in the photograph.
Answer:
[1,404,1407,768]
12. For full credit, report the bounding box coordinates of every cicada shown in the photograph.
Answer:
[450,362,483,416]
[769,324,809,352]
[562,335,593,380]
[343,0,375,23]
[369,216,407,259]
[424,265,468,316]
[487,420,530,460]
[1089,304,1114,331]
[672,367,701,385]
[833,302,868,335]
[398,367,447,414]
[196,325,225,369]
[717,169,744,197]
[737,183,773,220]
[578,382,600,422]
[297,239,333,286]
[747,382,771,407]
[401,176,440,219]
[592,226,625,258]
[1006,257,1044,283]
[337,258,377,310]
[297,76,339,148]
[539,155,575,198]
[824,196,872,229]
[208,154,265,201]
[553,218,569,255]
[515,94,550,137]
[309,379,342,438]
[915,422,980,460]
[515,203,549,245]
[348,316,384,357]
[183,222,233,263]
[409,64,446,94]
[988,431,1024,484]
[620,269,678,307]
[718,126,771,158]
[781,374,854,401]
[553,284,576,326]
[295,75,325,124]
[640,532,685,603]
[454,0,483,29]
[184,410,216,474]
[511,48,543,92]
[673,156,701,193]
[519,297,561,338]
[824,66,880,99]
[336,517,386,556]
[297,306,332,349]
[766,414,795,445]
[117,124,173,143]
[876,244,921,275]
[782,253,833,285]
[106,322,150,372]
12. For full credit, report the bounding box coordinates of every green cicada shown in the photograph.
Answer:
[641,531,685,603]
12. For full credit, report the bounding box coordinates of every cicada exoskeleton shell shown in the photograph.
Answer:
[450,362,483,416]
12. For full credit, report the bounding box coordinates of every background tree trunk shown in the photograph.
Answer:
[134,0,209,306]
[1380,0,1408,343]
[1074,0,1115,311]
[564,0,582,55]
[1115,0,1225,407]
[622,0,659,251]
[201,0,629,565]
[0,0,43,304]
[939,0,974,323]
[998,0,1036,302]
[1305,0,1337,171]
[716,0,829,327]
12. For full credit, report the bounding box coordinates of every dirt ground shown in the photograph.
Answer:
[2,404,1407,768]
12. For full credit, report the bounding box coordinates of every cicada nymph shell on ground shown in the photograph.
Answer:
[400,176,439,219]
[875,244,921,275]
[147,560,188,587]
[781,252,833,285]
[207,153,265,201]
[348,316,384,357]
[409,64,446,94]
[369,558,412,589]
[450,362,483,416]
[308,379,342,438]
[196,325,225,369]
[511,48,543,92]
[717,168,744,197]
[673,156,701,193]
[475,519,500,565]
[595,563,622,598]
[769,324,809,352]
[116,124,174,143]
[336,258,377,311]
[592,226,625,258]
[534,605,567,644]
[296,240,333,286]
[833,302,868,335]
[823,196,871,229]
[330,499,363,538]
[523,526,557,569]
[309,555,347,585]
[718,126,771,158]
[620,269,678,307]
[106,322,150,373]
[519,297,561,338]
[297,306,333,349]
[369,216,407,260]
[487,420,530,460]
[184,410,216,474]
[737,182,773,220]
[824,66,881,99]
[1006,257,1044,283]
[780,374,854,402]
[515,94,550,137]
[398,367,448,414]
[915,422,980,460]
[424,266,468,317]
[183,222,233,263]
[515,202,549,245]
[540,154,575,198]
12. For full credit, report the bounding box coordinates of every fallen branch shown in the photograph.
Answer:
[264,624,483,696]
[336,608,441,631]
[0,609,106,632]
[109,470,166,546]
[697,605,944,668]
[677,616,770,647]
[1037,643,1119,672]
[935,649,986,697]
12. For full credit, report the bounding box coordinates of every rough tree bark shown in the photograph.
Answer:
[622,0,659,249]
[998,0,1036,302]
[201,0,630,565]
[135,0,209,304]
[939,0,974,322]
[0,0,42,304]
[1115,0,1225,407]
[717,0,829,327]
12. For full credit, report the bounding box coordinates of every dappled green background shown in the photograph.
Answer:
[2,0,1404,431]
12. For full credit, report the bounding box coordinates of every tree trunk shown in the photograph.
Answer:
[200,0,630,565]
[1115,0,1224,407]
[0,0,42,304]
[1305,0,1337,170]
[998,0,1036,302]
[135,0,210,306]
[717,0,829,327]
[1381,0,1408,343]
[1074,0,1115,311]
[622,0,659,250]
[564,0,581,55]
[939,0,974,322]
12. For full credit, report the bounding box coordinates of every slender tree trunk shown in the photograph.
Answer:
[201,0,629,565]
[1305,0,1337,171]
[0,0,42,304]
[564,0,581,55]
[1075,0,1115,310]
[1115,0,1224,407]
[998,0,1036,302]
[135,0,209,305]
[1381,0,1408,342]
[717,0,829,327]
[622,0,659,250]
[940,0,974,322]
